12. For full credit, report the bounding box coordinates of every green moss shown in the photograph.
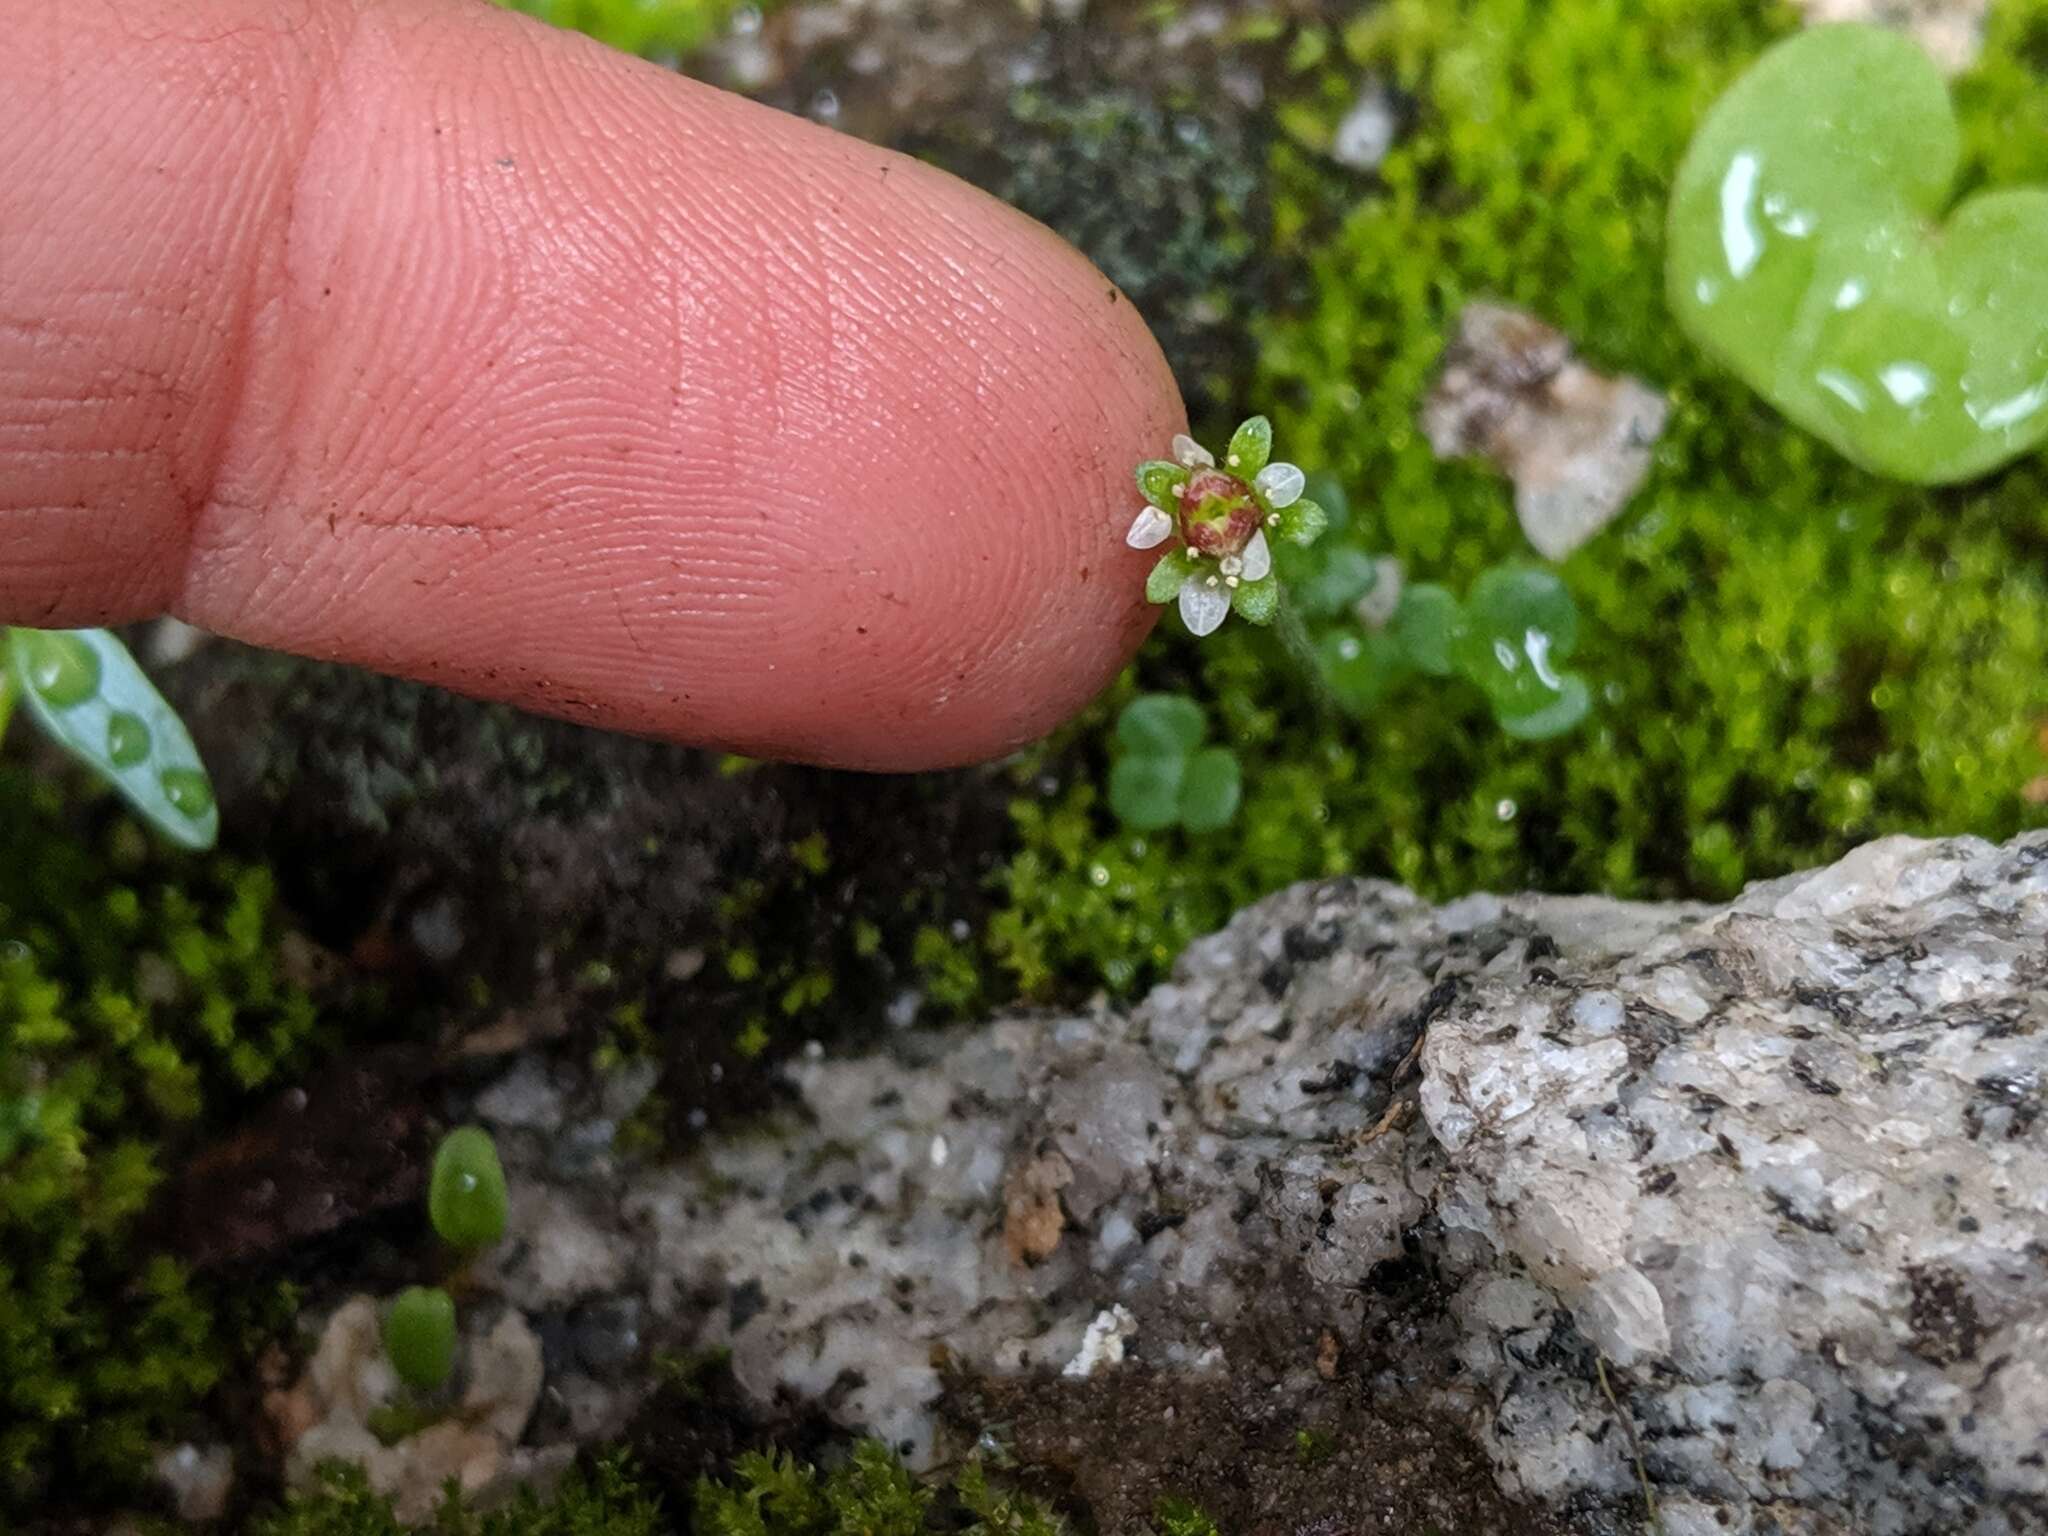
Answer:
[491,0,761,59]
[0,763,322,1507]
[251,1454,664,1536]
[991,0,2048,999]
[255,1444,1059,1536]
[1151,1497,1220,1536]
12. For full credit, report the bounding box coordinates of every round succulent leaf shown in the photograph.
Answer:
[1317,627,1409,716]
[1455,568,1587,733]
[1227,416,1273,477]
[428,1125,509,1252]
[1146,549,1199,604]
[1390,584,1464,677]
[384,1287,458,1393]
[1177,748,1243,834]
[1494,673,1593,741]
[1136,460,1190,511]
[1117,694,1207,758]
[1290,545,1380,619]
[1667,25,2048,484]
[1463,565,1580,657]
[1231,575,1280,625]
[1109,752,1186,832]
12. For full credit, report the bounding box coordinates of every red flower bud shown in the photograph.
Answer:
[1178,469,1262,558]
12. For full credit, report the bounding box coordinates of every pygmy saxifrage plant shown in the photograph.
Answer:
[1127,417,1328,636]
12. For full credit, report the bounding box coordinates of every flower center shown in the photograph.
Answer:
[1178,468,1261,558]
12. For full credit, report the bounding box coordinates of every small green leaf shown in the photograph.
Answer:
[1496,675,1592,740]
[6,628,218,850]
[1317,627,1409,715]
[384,1287,458,1392]
[1136,460,1190,511]
[1231,576,1279,625]
[1455,567,1588,739]
[1292,547,1379,619]
[1279,498,1328,548]
[427,1126,508,1252]
[0,663,15,744]
[1178,748,1242,833]
[1226,417,1273,476]
[1302,474,1351,534]
[1146,549,1199,604]
[1108,753,1185,832]
[1117,695,1206,758]
[1391,585,1464,676]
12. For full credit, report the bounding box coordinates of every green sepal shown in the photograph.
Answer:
[1136,460,1190,511]
[1231,576,1280,625]
[1227,417,1273,477]
[1278,498,1328,548]
[1178,748,1243,833]
[1146,549,1199,604]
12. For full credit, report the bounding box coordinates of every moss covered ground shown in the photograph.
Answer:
[986,0,2048,998]
[0,763,321,1509]
[240,1446,1071,1536]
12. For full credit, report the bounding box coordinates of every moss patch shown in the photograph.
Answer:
[0,761,321,1510]
[990,0,2048,999]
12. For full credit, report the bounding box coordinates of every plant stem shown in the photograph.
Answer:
[1273,589,1338,715]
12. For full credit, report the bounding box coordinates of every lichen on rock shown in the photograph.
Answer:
[365,830,2048,1532]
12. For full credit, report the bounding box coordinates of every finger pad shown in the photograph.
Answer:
[184,2,1181,769]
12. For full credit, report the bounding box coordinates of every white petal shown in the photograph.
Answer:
[1125,506,1173,550]
[1172,434,1216,470]
[1241,529,1272,582]
[1254,462,1304,508]
[1179,576,1231,637]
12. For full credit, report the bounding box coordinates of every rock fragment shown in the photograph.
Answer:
[1423,301,1668,560]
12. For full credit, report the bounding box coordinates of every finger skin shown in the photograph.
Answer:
[0,0,1183,769]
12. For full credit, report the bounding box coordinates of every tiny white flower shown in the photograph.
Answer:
[1254,462,1304,508]
[1172,433,1216,470]
[1241,529,1272,582]
[1126,506,1173,550]
[1179,574,1232,636]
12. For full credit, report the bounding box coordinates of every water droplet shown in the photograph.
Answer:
[106,712,150,767]
[159,768,213,819]
[809,88,839,121]
[1089,864,1110,888]
[16,630,100,707]
[1495,799,1518,822]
